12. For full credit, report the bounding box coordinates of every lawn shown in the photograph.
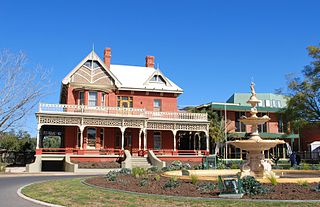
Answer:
[21,178,320,207]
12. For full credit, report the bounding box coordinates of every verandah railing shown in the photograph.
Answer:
[38,103,208,121]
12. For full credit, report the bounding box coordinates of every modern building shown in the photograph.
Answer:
[196,93,300,159]
[28,48,209,172]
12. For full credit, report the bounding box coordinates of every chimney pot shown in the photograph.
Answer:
[145,56,155,68]
[104,48,111,69]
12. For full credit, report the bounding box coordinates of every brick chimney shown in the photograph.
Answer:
[145,56,155,68]
[104,48,111,69]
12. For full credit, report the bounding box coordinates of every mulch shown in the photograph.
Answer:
[85,175,320,200]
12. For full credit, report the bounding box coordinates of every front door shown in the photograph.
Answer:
[87,127,96,149]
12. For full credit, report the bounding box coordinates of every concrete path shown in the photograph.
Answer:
[0,174,97,207]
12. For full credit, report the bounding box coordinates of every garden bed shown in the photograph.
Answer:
[85,174,320,200]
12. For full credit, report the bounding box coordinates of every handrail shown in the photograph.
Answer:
[38,103,208,121]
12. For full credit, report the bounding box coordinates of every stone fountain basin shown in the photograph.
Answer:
[227,139,285,151]
[239,117,270,125]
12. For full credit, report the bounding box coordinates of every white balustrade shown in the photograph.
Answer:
[38,103,207,121]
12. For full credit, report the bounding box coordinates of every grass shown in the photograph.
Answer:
[266,172,278,186]
[297,180,309,187]
[21,177,320,207]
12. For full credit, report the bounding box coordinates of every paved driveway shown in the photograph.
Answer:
[0,174,93,207]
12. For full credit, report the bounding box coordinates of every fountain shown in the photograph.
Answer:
[227,82,285,178]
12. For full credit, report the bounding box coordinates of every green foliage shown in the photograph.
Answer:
[216,162,227,169]
[154,174,161,182]
[196,182,215,193]
[118,168,132,175]
[0,130,36,152]
[139,178,148,187]
[42,136,61,148]
[0,161,6,172]
[283,44,320,128]
[241,176,267,196]
[190,174,199,185]
[161,161,192,172]
[147,166,160,173]
[301,163,310,170]
[132,167,146,178]
[297,180,309,187]
[266,173,278,186]
[105,170,118,181]
[163,176,179,189]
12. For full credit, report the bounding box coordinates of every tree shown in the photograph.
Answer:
[192,107,234,155]
[0,130,36,152]
[284,44,320,130]
[0,50,48,132]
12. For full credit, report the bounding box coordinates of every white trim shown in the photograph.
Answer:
[62,50,121,86]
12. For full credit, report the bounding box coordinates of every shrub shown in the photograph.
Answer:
[241,176,267,196]
[266,172,277,186]
[311,164,320,170]
[190,174,199,185]
[148,166,160,173]
[171,160,182,168]
[193,164,203,170]
[216,162,227,169]
[230,162,239,169]
[154,174,161,182]
[139,178,148,187]
[161,166,170,172]
[0,162,5,173]
[118,168,131,175]
[297,180,309,187]
[132,167,146,178]
[197,182,215,193]
[314,183,320,192]
[301,163,310,170]
[105,170,118,181]
[181,163,191,170]
[163,176,179,189]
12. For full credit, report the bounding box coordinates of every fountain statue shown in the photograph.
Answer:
[228,82,285,178]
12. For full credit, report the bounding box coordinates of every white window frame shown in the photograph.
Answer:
[88,92,97,107]
[78,91,84,105]
[153,99,161,111]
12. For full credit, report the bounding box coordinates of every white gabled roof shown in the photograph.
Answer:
[62,51,122,86]
[110,64,183,93]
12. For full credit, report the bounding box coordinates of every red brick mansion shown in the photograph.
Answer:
[28,48,209,172]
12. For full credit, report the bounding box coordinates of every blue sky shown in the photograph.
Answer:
[1,0,319,135]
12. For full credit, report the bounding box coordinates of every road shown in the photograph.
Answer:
[0,174,92,207]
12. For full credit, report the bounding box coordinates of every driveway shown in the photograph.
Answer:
[0,174,94,207]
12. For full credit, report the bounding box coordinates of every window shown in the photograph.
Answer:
[272,100,277,108]
[153,131,161,150]
[101,93,106,106]
[87,128,96,147]
[100,128,104,146]
[257,113,267,133]
[78,91,84,105]
[88,92,97,107]
[117,96,133,108]
[265,100,271,107]
[277,100,282,108]
[278,114,284,133]
[235,112,246,132]
[84,60,101,69]
[150,75,166,84]
[154,99,161,111]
